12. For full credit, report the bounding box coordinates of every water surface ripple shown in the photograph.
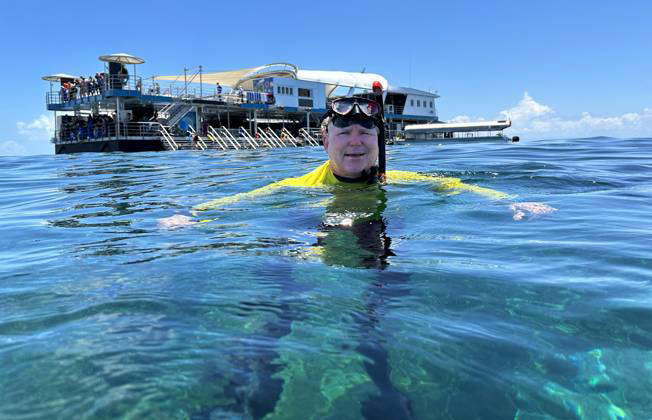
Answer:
[1,138,651,419]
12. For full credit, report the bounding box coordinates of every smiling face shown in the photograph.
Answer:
[323,121,379,178]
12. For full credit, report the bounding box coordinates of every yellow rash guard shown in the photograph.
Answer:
[192,160,510,213]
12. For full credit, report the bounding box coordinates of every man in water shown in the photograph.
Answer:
[159,96,553,229]
[159,95,555,418]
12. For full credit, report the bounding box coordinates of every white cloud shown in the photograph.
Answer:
[499,92,553,122]
[450,92,652,139]
[6,114,57,155]
[16,114,55,141]
[0,140,27,156]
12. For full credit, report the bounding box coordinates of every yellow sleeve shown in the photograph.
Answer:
[386,170,513,200]
[192,181,285,213]
[191,161,335,214]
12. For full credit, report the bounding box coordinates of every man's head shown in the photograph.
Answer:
[321,98,381,179]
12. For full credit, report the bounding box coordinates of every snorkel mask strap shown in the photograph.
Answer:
[372,81,386,183]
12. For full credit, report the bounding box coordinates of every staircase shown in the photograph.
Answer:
[158,101,193,127]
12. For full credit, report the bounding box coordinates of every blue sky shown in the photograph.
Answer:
[2,0,651,155]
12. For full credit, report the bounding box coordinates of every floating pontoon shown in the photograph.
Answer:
[404,120,514,142]
[42,54,513,154]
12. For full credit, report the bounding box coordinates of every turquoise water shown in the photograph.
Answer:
[1,138,651,419]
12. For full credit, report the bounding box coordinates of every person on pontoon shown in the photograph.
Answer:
[159,94,554,228]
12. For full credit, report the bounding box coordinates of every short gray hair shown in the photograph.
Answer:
[320,115,332,136]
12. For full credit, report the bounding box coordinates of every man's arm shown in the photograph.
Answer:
[158,177,308,228]
[387,170,512,200]
[386,170,555,220]
[192,181,286,213]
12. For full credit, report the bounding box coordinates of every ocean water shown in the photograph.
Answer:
[1,137,651,419]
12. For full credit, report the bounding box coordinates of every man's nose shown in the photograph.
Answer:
[347,130,364,145]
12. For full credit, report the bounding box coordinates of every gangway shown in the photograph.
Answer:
[299,128,319,146]
[239,127,259,149]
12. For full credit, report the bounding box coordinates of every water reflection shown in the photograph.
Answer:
[196,187,416,419]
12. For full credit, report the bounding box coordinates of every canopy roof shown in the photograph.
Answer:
[155,66,260,87]
[42,73,77,81]
[405,120,512,133]
[155,63,390,94]
[99,53,145,64]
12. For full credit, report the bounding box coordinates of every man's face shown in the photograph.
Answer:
[323,121,379,178]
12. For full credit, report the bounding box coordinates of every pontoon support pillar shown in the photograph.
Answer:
[253,110,258,133]
[116,97,121,138]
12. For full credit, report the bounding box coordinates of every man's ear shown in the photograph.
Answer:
[322,131,329,150]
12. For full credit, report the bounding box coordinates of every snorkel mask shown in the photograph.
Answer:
[323,97,382,129]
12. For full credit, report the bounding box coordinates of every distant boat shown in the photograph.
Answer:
[403,120,515,142]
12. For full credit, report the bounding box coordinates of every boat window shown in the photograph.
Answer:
[411,99,414,106]
[298,88,311,97]
[290,88,293,95]
[298,98,313,107]
[417,100,420,107]
[430,101,433,108]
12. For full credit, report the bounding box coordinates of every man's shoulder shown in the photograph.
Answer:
[278,161,334,187]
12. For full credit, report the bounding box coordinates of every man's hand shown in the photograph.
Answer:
[157,214,196,229]
[510,202,557,221]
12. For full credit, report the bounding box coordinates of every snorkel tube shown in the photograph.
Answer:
[372,81,386,183]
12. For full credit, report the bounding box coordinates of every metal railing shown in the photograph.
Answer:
[382,104,404,115]
[298,128,319,146]
[239,127,259,149]
[157,124,178,150]
[218,127,241,150]
[266,127,296,147]
[187,125,207,150]
[160,102,193,126]
[281,127,300,146]
[256,127,275,148]
[53,121,166,143]
[156,102,175,119]
[206,126,229,150]
[105,74,142,91]
[46,90,102,105]
[46,73,277,109]
[47,73,143,105]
